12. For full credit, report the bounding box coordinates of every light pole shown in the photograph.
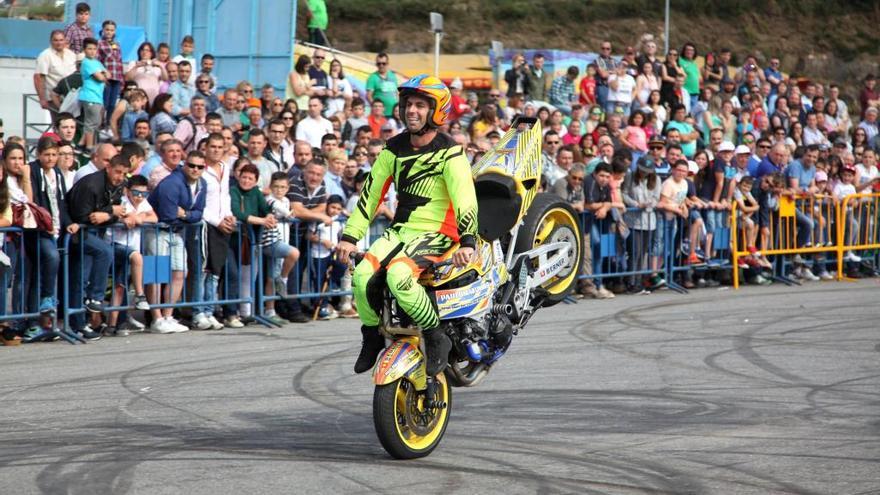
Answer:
[664,0,670,54]
[430,12,444,77]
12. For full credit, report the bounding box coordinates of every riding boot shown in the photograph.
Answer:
[354,325,385,374]
[423,327,452,376]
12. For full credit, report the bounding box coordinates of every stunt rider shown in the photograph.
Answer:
[336,75,479,376]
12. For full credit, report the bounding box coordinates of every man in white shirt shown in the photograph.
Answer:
[295,96,334,148]
[193,133,238,330]
[34,30,77,110]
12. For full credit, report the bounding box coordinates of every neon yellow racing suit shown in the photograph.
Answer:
[341,131,478,330]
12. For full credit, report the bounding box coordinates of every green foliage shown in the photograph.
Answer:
[0,1,63,20]
[328,0,876,22]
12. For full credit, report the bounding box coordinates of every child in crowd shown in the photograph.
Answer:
[308,195,348,320]
[105,175,155,336]
[265,171,296,292]
[79,37,109,150]
[97,20,124,121]
[114,89,149,141]
[172,35,197,85]
[733,175,772,269]
[834,164,862,262]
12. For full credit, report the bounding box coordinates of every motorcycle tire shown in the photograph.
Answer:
[514,192,584,307]
[373,375,451,459]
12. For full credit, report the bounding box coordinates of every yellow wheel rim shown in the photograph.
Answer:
[532,207,581,295]
[392,374,449,451]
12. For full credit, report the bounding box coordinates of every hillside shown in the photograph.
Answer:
[305,0,880,94]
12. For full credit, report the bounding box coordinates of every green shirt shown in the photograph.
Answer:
[666,120,697,158]
[342,132,478,248]
[366,71,399,117]
[307,0,328,29]
[678,57,700,96]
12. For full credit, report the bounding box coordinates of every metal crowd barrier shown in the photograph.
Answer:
[62,221,260,335]
[578,208,677,292]
[730,193,877,288]
[836,192,880,280]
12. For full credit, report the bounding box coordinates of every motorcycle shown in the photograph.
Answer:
[368,117,583,459]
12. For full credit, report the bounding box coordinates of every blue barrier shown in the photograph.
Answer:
[62,221,261,335]
[577,206,736,294]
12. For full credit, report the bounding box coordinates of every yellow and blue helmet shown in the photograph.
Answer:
[398,74,452,129]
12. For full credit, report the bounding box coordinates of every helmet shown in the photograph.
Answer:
[398,74,451,130]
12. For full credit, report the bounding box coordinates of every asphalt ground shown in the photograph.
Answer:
[1,279,879,495]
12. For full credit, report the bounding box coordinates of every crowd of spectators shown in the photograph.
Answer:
[2,3,879,345]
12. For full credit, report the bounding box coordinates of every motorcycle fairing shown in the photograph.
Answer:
[373,336,428,391]
[434,265,505,320]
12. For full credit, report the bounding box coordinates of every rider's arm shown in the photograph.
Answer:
[443,147,479,249]
[341,148,394,244]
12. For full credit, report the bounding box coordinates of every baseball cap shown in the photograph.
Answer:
[688,160,699,175]
[819,143,831,151]
[450,77,463,90]
[636,156,655,175]
[834,137,848,147]
[381,121,396,131]
[735,144,751,155]
[815,170,828,182]
[648,135,666,146]
[718,141,736,152]
[842,163,857,174]
[867,106,879,115]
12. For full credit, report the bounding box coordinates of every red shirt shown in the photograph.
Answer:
[448,94,468,122]
[368,114,386,138]
[579,78,596,106]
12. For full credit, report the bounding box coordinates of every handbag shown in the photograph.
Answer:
[12,201,54,231]
[239,195,251,266]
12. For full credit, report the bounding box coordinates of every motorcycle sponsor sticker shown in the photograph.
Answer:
[537,254,567,279]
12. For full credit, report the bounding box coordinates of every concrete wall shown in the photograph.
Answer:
[0,57,52,141]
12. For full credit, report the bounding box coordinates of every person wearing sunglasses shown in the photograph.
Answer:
[308,48,330,102]
[366,52,398,117]
[195,76,220,113]
[145,150,207,334]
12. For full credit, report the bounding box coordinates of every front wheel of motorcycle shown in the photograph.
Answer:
[514,192,584,307]
[373,374,451,459]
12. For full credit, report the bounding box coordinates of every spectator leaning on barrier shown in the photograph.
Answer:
[146,150,207,334]
[583,161,616,299]
[73,142,117,185]
[231,164,299,326]
[67,154,129,339]
[27,138,73,325]
[34,30,76,111]
[192,133,237,331]
[104,174,155,336]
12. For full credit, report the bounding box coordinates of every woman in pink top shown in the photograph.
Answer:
[621,110,649,164]
[125,41,167,105]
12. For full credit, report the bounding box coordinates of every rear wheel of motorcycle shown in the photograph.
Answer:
[373,374,451,459]
[514,193,583,307]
